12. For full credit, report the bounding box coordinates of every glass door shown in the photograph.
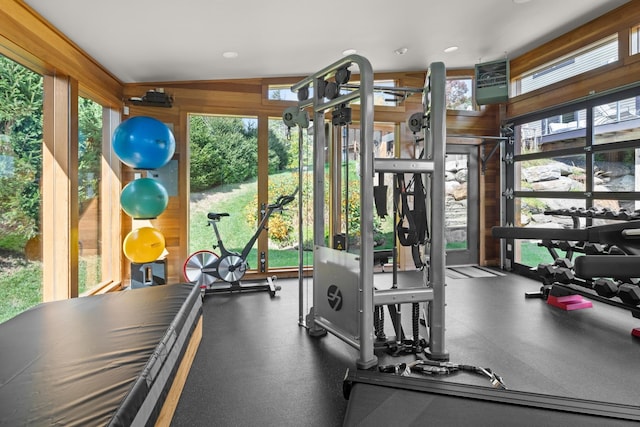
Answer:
[444,145,478,266]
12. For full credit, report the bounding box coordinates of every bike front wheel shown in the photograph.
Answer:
[183,250,220,287]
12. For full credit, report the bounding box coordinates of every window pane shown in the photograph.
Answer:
[446,78,473,110]
[593,147,638,193]
[514,197,586,266]
[0,55,43,323]
[188,115,259,269]
[268,85,306,101]
[267,118,300,268]
[78,97,103,293]
[516,35,618,95]
[445,153,469,250]
[515,110,586,155]
[593,96,640,144]
[592,199,639,223]
[342,123,395,251]
[631,24,640,56]
[516,155,586,192]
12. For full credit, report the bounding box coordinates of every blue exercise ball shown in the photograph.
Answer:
[112,116,175,170]
[120,177,169,219]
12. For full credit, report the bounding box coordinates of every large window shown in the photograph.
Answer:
[0,55,43,323]
[508,90,640,268]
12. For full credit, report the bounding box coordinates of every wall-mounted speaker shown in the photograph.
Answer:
[475,59,509,105]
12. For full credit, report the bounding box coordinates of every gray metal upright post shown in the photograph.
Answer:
[426,62,449,360]
[357,57,376,368]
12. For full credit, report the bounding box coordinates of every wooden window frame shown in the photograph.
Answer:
[41,76,123,301]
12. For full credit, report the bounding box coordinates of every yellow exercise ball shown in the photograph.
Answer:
[123,227,165,263]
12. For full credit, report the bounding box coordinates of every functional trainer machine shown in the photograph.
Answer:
[287,55,448,368]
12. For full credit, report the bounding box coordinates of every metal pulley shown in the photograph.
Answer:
[325,81,340,99]
[298,85,310,101]
[282,106,299,128]
[282,106,310,129]
[335,66,351,85]
[316,79,327,99]
[407,112,425,133]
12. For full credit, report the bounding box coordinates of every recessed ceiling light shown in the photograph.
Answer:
[342,48,357,56]
[394,47,408,55]
[444,46,459,53]
[513,0,531,3]
[222,51,238,59]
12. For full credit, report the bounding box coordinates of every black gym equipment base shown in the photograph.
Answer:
[201,276,281,297]
[343,369,640,426]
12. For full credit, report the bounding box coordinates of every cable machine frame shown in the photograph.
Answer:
[291,55,448,368]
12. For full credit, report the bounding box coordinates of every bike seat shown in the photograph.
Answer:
[207,212,229,221]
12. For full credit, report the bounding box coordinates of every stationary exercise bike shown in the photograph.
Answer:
[183,188,297,297]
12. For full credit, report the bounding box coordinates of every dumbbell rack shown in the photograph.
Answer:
[532,207,640,337]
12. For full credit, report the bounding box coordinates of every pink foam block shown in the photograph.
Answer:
[547,294,593,311]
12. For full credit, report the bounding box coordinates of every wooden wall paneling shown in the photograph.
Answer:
[508,2,640,119]
[0,1,122,107]
[508,60,640,118]
[257,113,270,272]
[178,109,190,280]
[445,105,501,266]
[480,138,501,266]
[42,74,79,301]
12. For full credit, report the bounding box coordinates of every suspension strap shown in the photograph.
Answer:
[395,173,428,268]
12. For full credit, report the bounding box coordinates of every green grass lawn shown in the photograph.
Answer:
[0,260,42,324]
[189,178,302,269]
[519,241,563,266]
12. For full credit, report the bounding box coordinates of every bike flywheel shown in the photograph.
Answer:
[183,250,220,287]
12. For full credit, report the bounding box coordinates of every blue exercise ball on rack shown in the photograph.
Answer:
[112,116,175,170]
[120,177,169,219]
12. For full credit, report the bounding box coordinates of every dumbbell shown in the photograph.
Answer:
[617,209,631,221]
[536,263,556,284]
[554,267,575,283]
[592,278,618,298]
[553,258,573,269]
[585,207,599,217]
[617,283,640,306]
[552,258,574,283]
[606,245,625,255]
[557,241,578,252]
[583,243,606,255]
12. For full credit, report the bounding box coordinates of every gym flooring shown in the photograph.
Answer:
[171,270,640,426]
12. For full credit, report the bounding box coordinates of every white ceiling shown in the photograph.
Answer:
[25,0,630,84]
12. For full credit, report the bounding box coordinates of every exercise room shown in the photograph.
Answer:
[1,0,640,425]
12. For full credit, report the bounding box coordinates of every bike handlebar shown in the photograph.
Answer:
[268,187,298,210]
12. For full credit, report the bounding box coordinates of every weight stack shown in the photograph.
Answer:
[131,259,167,288]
